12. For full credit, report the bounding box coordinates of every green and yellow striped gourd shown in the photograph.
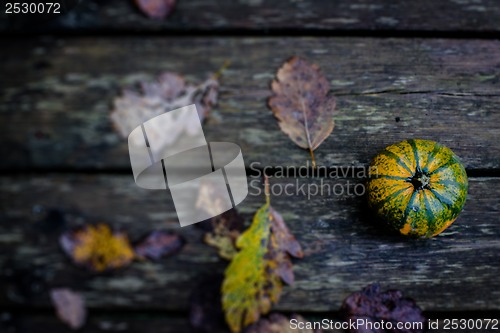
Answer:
[367,139,468,238]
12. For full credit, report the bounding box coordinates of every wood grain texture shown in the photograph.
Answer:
[0,175,498,311]
[1,0,500,33]
[2,314,220,333]
[1,37,499,170]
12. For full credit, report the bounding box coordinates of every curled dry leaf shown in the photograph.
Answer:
[222,179,303,333]
[134,0,176,19]
[268,207,303,285]
[203,209,244,260]
[60,224,135,272]
[340,284,426,333]
[244,313,322,333]
[196,180,245,260]
[134,230,185,260]
[50,288,87,330]
[268,56,336,167]
[110,71,218,154]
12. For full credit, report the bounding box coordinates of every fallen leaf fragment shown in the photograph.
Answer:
[340,284,426,333]
[203,209,244,260]
[50,288,87,330]
[269,207,303,258]
[60,224,135,272]
[268,56,336,167]
[196,180,245,260]
[110,71,219,148]
[222,178,303,333]
[268,207,303,285]
[134,0,176,19]
[134,230,185,260]
[244,313,322,333]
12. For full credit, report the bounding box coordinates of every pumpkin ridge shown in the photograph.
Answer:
[400,191,417,231]
[432,218,458,237]
[408,139,421,172]
[421,141,442,173]
[422,190,436,232]
[432,178,467,190]
[378,150,413,176]
[426,187,447,213]
[370,175,409,181]
[370,185,412,213]
[429,157,457,176]
[429,188,454,207]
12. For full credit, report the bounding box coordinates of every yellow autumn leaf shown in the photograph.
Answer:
[222,198,277,333]
[222,177,304,333]
[60,224,135,272]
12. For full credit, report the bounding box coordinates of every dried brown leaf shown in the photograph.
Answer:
[268,56,336,167]
[110,72,218,145]
[270,206,304,259]
[134,0,176,19]
[60,224,135,272]
[266,207,303,286]
[134,230,185,260]
[244,313,322,333]
[340,284,426,333]
[50,288,87,330]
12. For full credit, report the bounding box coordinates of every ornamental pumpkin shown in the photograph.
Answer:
[367,139,468,238]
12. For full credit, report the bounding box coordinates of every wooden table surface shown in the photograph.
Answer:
[0,1,499,332]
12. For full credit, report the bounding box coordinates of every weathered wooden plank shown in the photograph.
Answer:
[4,313,224,333]
[2,0,500,33]
[1,37,499,170]
[0,175,498,311]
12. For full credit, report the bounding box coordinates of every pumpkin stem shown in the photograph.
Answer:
[410,171,430,190]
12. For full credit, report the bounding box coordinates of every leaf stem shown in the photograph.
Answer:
[212,60,231,80]
[309,148,316,168]
[264,175,270,205]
